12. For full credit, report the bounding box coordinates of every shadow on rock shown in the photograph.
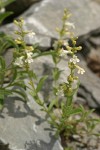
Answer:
[25,133,60,150]
[0,96,47,125]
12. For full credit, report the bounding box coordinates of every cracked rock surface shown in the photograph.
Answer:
[0,95,63,150]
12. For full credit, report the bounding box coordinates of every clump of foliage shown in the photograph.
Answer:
[0,0,28,109]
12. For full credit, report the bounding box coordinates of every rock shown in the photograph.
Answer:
[3,49,13,67]
[21,0,100,37]
[25,33,52,50]
[1,0,100,49]
[0,95,63,150]
[87,49,100,77]
[77,54,100,108]
[89,36,100,47]
[6,0,41,17]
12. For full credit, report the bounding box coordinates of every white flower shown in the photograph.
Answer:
[53,41,58,49]
[56,89,64,97]
[76,65,85,75]
[14,56,24,67]
[60,48,72,56]
[65,22,75,29]
[77,68,85,74]
[25,51,33,64]
[63,40,68,46]
[25,58,33,63]
[28,31,35,37]
[0,8,5,13]
[70,55,80,64]
[27,52,33,57]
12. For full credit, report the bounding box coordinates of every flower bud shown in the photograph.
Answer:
[14,20,19,26]
[67,75,74,82]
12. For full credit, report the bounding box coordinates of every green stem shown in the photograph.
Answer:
[66,96,73,106]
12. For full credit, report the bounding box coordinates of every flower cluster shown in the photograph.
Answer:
[76,65,85,75]
[69,55,85,74]
[70,55,80,64]
[14,51,34,67]
[61,39,85,75]
[65,21,75,29]
[13,18,35,67]
[14,56,24,67]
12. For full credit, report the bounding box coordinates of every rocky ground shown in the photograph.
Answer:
[0,0,100,150]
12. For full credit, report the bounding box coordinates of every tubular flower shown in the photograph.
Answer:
[14,56,24,67]
[25,51,33,64]
[76,65,85,75]
[70,55,80,64]
[65,22,75,29]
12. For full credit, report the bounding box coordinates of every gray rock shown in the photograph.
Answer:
[21,0,100,38]
[3,49,13,67]
[77,55,100,108]
[6,0,42,17]
[1,0,100,49]
[89,36,100,47]
[0,95,63,150]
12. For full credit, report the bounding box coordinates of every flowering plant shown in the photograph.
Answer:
[0,5,100,149]
[0,0,28,109]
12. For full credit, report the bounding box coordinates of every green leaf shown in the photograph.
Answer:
[12,89,28,102]
[0,35,18,54]
[17,70,28,79]
[62,105,73,117]
[70,107,82,115]
[0,56,6,69]
[0,88,11,98]
[0,12,13,24]
[36,75,48,93]
[10,69,17,83]
[4,36,19,49]
[10,82,26,89]
[48,99,58,112]
[53,87,59,96]
[53,67,62,81]
[0,99,4,110]
[0,93,4,99]
[28,70,37,79]
[1,0,15,7]
[52,55,60,64]
[66,96,73,106]
[0,41,10,54]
